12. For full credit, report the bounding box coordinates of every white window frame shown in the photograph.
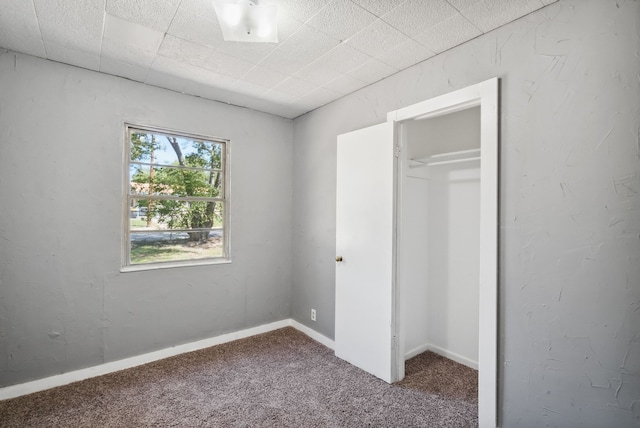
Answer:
[121,123,231,272]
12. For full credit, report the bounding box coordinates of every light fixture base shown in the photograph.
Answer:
[213,0,278,43]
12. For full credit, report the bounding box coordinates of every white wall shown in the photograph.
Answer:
[427,164,480,367]
[0,52,293,387]
[399,172,430,358]
[401,109,481,367]
[291,1,640,426]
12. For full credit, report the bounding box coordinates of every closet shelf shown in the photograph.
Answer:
[409,148,480,168]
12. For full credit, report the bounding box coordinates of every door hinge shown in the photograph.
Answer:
[394,146,400,158]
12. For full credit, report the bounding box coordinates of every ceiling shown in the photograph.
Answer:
[0,0,554,119]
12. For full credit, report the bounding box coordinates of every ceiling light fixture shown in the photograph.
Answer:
[213,0,278,43]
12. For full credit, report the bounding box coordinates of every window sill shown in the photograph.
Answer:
[120,258,232,273]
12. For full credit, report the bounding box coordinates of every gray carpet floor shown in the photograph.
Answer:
[0,327,478,427]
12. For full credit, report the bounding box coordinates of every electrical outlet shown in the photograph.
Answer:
[311,309,316,321]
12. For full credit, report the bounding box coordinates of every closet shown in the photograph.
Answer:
[399,106,481,370]
[335,78,498,427]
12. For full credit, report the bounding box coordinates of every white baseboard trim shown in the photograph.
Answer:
[427,344,478,370]
[404,343,478,370]
[289,320,335,350]
[0,318,334,401]
[405,344,430,360]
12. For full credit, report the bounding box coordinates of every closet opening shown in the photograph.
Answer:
[397,105,481,393]
[390,79,498,427]
[335,78,498,427]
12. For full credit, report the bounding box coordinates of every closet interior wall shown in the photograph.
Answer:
[400,106,482,369]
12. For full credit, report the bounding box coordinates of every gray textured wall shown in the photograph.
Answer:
[291,1,640,426]
[0,52,293,387]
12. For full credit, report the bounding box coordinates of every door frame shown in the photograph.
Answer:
[387,77,499,428]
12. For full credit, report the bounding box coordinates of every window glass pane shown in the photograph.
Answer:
[129,164,223,197]
[130,230,224,265]
[130,130,223,169]
[130,200,224,231]
[126,125,227,268]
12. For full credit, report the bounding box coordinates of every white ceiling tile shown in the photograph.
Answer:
[459,0,544,33]
[381,0,458,38]
[0,0,45,57]
[105,0,179,32]
[33,0,104,35]
[101,38,156,67]
[0,31,46,59]
[299,86,342,107]
[230,80,270,97]
[288,43,371,86]
[258,48,305,76]
[44,42,101,71]
[346,19,410,57]
[149,55,188,76]
[322,74,367,95]
[347,58,397,84]
[274,76,319,98]
[145,69,188,93]
[42,0,105,11]
[312,43,373,74]
[104,14,164,53]
[167,7,225,49]
[34,0,104,53]
[99,56,150,82]
[182,81,237,101]
[192,69,238,88]
[158,35,212,69]
[306,0,377,42]
[259,26,339,75]
[262,90,300,105]
[216,90,268,109]
[446,0,484,10]
[0,0,553,120]
[275,13,304,43]
[203,51,254,78]
[178,0,217,19]
[377,38,435,70]
[151,56,237,89]
[288,97,320,112]
[294,63,343,86]
[184,83,266,112]
[277,0,332,22]
[350,0,406,18]
[413,13,482,53]
[241,65,289,89]
[216,41,276,64]
[541,0,558,6]
[83,0,107,9]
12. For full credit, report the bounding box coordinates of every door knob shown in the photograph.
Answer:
[336,256,343,262]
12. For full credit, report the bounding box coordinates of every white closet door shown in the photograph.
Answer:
[335,121,396,383]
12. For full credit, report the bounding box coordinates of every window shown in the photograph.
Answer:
[123,124,229,269]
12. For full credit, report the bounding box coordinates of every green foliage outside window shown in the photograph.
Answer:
[126,128,227,266]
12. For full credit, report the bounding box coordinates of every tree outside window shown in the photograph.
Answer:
[124,125,229,268]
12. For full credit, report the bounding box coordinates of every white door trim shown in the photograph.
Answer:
[387,77,499,428]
